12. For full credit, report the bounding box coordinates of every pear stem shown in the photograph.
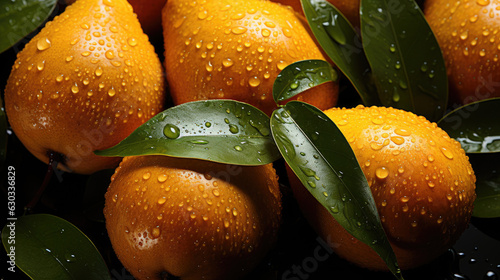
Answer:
[24,152,61,214]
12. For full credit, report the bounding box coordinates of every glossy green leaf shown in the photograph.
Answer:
[95,100,281,165]
[301,0,379,106]
[469,154,500,218]
[360,0,448,121]
[270,101,402,279]
[1,214,111,280]
[438,98,500,153]
[0,0,57,54]
[0,94,7,165]
[473,173,500,218]
[273,59,338,104]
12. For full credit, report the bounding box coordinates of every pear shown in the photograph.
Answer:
[4,0,165,174]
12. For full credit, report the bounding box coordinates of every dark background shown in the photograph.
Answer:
[1,1,499,279]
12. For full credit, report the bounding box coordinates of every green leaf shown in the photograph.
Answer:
[1,214,111,280]
[95,100,281,166]
[301,0,379,106]
[438,98,500,153]
[360,0,448,121]
[473,174,500,218]
[0,0,57,54]
[270,101,402,279]
[469,154,500,218]
[273,59,338,104]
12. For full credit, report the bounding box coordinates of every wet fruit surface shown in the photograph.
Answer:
[1,0,499,280]
[288,105,476,270]
[104,156,282,280]
[4,0,165,174]
[425,0,500,104]
[162,0,338,115]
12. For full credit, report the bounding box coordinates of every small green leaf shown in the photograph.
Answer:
[469,154,500,218]
[301,0,379,106]
[1,214,111,280]
[473,175,500,218]
[0,0,57,54]
[96,100,281,165]
[438,98,500,153]
[360,0,448,121]
[270,101,402,279]
[273,59,338,104]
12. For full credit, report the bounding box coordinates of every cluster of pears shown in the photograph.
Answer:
[3,0,478,279]
[4,0,332,278]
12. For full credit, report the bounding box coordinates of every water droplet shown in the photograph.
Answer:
[107,88,116,97]
[261,28,271,37]
[37,37,51,51]
[277,60,287,70]
[420,62,428,72]
[212,189,220,197]
[248,76,260,87]
[370,142,384,151]
[205,122,212,127]
[476,0,490,6]
[371,116,384,125]
[375,167,389,179]
[441,147,454,159]
[95,67,103,77]
[460,30,469,40]
[391,136,405,145]
[484,271,498,280]
[127,37,138,47]
[81,51,91,57]
[229,124,239,134]
[206,61,213,72]
[71,83,79,94]
[282,28,292,38]
[222,58,233,67]
[232,26,247,35]
[399,80,408,89]
[389,44,396,52]
[103,0,114,6]
[307,181,316,188]
[37,61,45,71]
[105,50,115,60]
[143,172,151,180]
[394,128,411,136]
[157,174,167,183]
[190,139,209,145]
[157,197,166,205]
[163,124,180,139]
[234,145,243,151]
[65,253,76,263]
[393,90,400,102]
